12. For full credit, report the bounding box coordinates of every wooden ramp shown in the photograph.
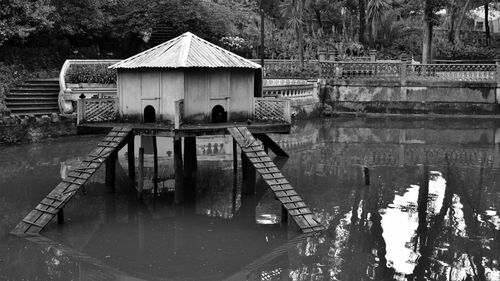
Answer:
[228,127,324,233]
[11,127,132,236]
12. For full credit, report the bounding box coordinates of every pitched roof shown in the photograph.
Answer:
[110,32,261,69]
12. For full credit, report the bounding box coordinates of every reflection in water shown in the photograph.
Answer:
[1,118,500,280]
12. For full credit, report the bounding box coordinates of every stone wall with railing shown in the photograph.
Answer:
[320,59,500,114]
[320,61,499,83]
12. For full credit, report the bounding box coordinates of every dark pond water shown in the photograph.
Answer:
[1,117,500,281]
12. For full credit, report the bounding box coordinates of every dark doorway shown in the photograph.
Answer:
[144,105,156,123]
[211,105,227,123]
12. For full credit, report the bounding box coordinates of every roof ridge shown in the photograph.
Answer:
[190,34,261,68]
[178,33,192,67]
[109,34,184,69]
[111,31,261,69]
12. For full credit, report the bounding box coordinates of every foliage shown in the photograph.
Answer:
[220,36,253,57]
[65,64,116,84]
[0,63,28,111]
[0,0,56,46]
[434,37,497,59]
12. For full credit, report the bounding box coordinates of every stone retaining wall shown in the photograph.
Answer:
[0,113,77,145]
[324,80,500,114]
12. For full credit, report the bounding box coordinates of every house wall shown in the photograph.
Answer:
[118,70,142,120]
[229,69,254,121]
[183,68,254,122]
[118,69,184,123]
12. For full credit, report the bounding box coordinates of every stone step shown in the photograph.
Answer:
[5,96,58,101]
[7,92,59,97]
[6,100,58,106]
[8,104,58,110]
[17,83,60,89]
[24,79,59,84]
[10,88,60,93]
[8,110,59,116]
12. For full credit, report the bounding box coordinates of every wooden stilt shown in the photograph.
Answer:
[364,167,370,186]
[255,133,289,157]
[174,136,184,204]
[184,137,197,202]
[105,151,117,193]
[128,135,135,179]
[233,138,238,175]
[241,153,256,195]
[153,136,158,197]
[57,209,64,224]
[281,204,288,224]
[138,147,144,200]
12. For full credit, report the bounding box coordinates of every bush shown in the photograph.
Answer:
[0,63,29,112]
[434,38,496,60]
[65,64,117,84]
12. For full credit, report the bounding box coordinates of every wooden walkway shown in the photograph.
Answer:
[228,127,324,233]
[11,127,132,236]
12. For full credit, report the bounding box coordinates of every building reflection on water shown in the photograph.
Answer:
[1,118,500,280]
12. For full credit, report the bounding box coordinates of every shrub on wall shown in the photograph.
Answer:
[434,38,496,60]
[0,63,29,112]
[65,64,117,84]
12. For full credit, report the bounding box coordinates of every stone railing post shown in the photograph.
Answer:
[369,49,377,62]
[318,49,327,61]
[400,53,409,86]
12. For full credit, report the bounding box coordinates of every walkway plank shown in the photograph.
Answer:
[227,126,324,233]
[11,127,132,236]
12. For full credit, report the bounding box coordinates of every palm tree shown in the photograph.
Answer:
[281,0,305,66]
[367,0,390,44]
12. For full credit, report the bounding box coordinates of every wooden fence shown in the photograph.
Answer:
[77,98,118,124]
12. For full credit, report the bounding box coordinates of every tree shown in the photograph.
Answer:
[367,0,391,45]
[281,0,306,65]
[359,0,366,44]
[0,0,55,46]
[422,0,447,63]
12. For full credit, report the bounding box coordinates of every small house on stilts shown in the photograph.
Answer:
[109,32,263,124]
[12,32,324,237]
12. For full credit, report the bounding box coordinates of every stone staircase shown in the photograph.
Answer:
[149,24,177,46]
[5,79,60,116]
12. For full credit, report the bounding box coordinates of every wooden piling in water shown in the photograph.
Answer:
[128,135,135,179]
[364,167,370,186]
[153,136,158,197]
[233,138,238,175]
[174,136,184,204]
[57,209,64,224]
[241,153,256,195]
[138,147,144,200]
[184,137,197,202]
[105,151,117,193]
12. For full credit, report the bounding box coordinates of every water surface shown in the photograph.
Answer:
[1,117,500,280]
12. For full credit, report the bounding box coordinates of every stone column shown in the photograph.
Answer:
[369,49,377,61]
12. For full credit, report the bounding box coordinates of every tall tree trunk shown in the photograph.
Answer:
[454,0,472,44]
[359,0,366,44]
[485,0,490,46]
[447,1,457,43]
[314,9,323,32]
[422,0,433,64]
[297,26,304,66]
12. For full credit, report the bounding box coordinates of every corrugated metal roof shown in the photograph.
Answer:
[110,32,261,69]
